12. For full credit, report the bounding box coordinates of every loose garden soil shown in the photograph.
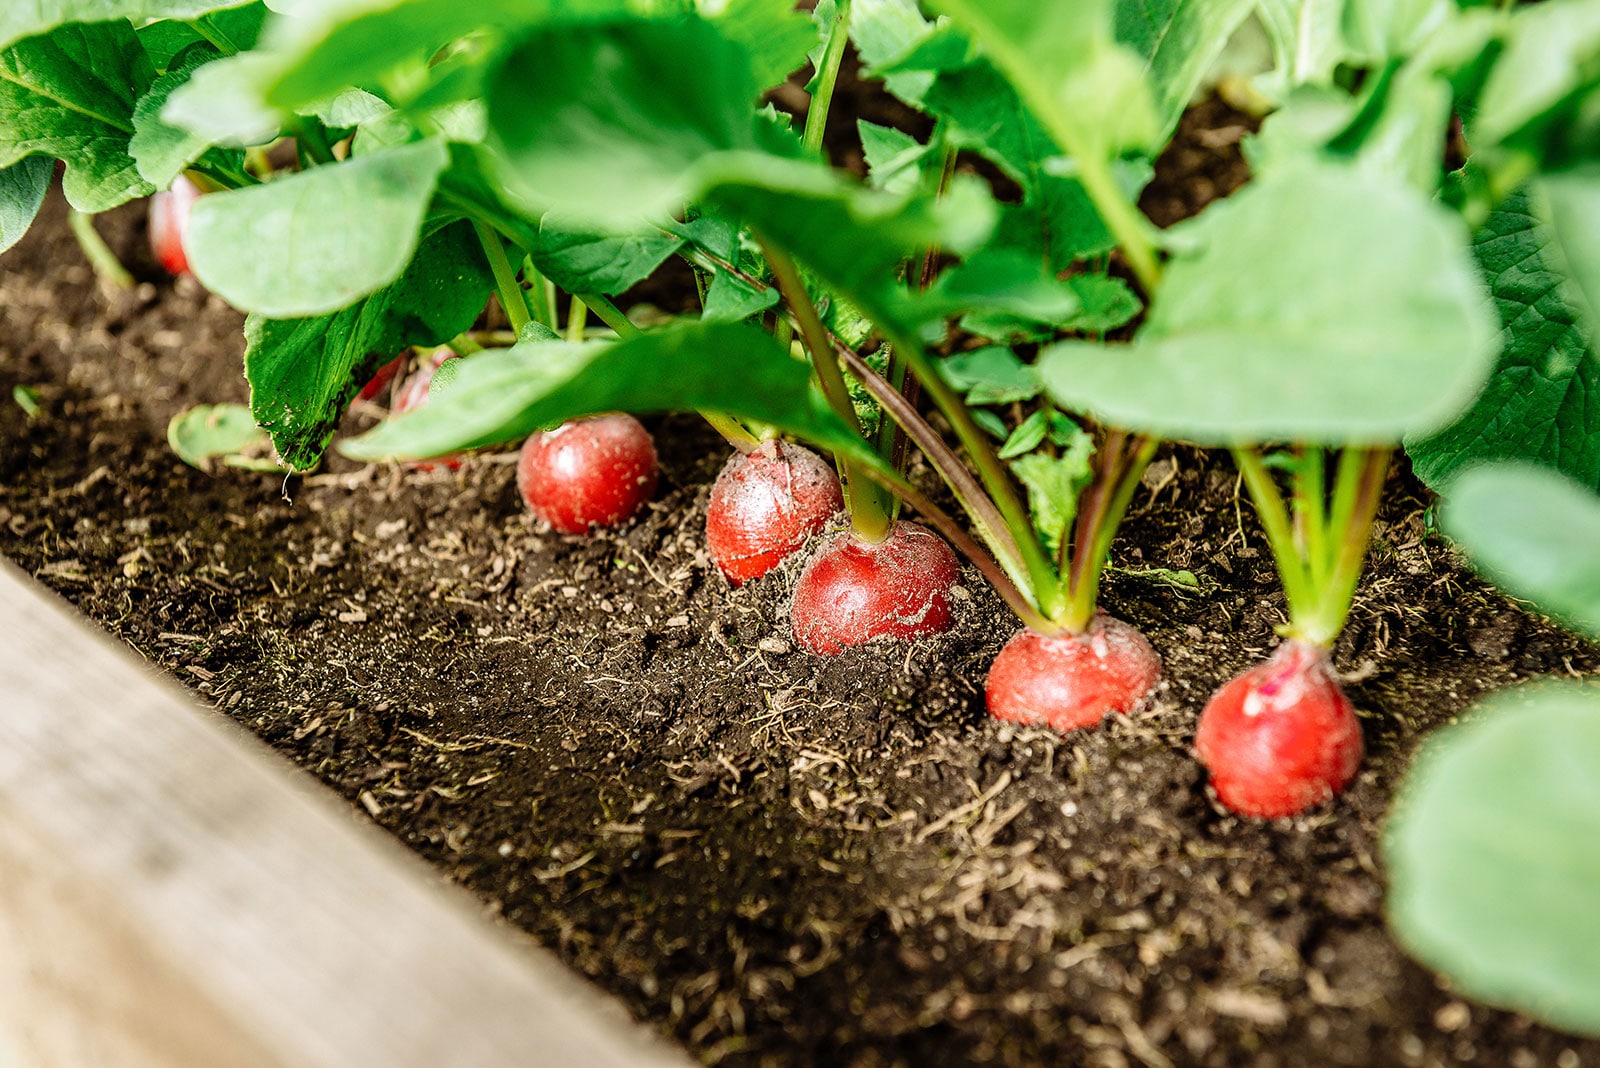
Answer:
[3,98,1599,1068]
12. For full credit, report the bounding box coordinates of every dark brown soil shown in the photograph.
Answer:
[4,102,1599,1068]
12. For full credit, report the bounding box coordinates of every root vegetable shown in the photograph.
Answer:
[986,614,1161,731]
[517,413,659,533]
[792,520,959,654]
[706,440,843,585]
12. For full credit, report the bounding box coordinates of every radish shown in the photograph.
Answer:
[791,520,959,654]
[358,354,407,402]
[706,439,843,585]
[1194,640,1364,818]
[986,613,1161,731]
[148,174,202,277]
[517,413,658,533]
[390,349,462,472]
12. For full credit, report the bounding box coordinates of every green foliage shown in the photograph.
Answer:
[1386,681,1600,1038]
[1443,464,1600,643]
[130,43,243,187]
[1471,0,1600,161]
[1409,188,1600,493]
[939,347,1040,406]
[1542,168,1600,340]
[187,138,450,316]
[340,321,876,466]
[526,214,684,297]
[1011,426,1096,558]
[167,402,283,472]
[0,0,253,52]
[0,21,155,212]
[1038,159,1498,445]
[246,221,492,470]
[0,158,52,254]
[1114,0,1256,141]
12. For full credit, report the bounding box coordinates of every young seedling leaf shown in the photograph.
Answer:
[1409,187,1600,492]
[849,0,946,106]
[131,43,245,188]
[1442,463,1600,643]
[0,21,155,212]
[187,138,449,317]
[167,403,284,473]
[340,321,878,468]
[1039,159,1499,445]
[1386,681,1600,1037]
[1114,0,1256,142]
[940,346,1040,406]
[0,0,257,52]
[858,120,932,196]
[246,221,492,469]
[1010,425,1095,557]
[0,157,52,255]
[526,213,685,297]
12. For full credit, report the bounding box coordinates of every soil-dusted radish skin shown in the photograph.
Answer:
[707,440,843,585]
[517,414,659,534]
[986,615,1162,731]
[148,175,202,277]
[792,521,959,654]
[1194,641,1364,818]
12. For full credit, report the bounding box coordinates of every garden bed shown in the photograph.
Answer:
[3,122,1599,1067]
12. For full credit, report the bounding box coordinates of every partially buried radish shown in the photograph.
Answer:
[792,520,959,654]
[148,174,202,276]
[987,613,1161,731]
[518,414,658,534]
[390,349,461,471]
[707,439,842,585]
[1194,640,1363,819]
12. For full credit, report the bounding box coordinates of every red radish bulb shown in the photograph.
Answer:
[706,440,843,585]
[357,354,408,402]
[1194,640,1364,818]
[986,614,1161,731]
[517,414,658,534]
[792,520,959,654]
[148,174,202,276]
[390,350,462,471]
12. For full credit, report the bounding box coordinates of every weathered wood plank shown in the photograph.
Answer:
[0,562,691,1068]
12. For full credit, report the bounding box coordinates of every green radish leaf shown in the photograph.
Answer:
[131,43,244,188]
[1409,188,1600,493]
[0,157,52,255]
[160,50,286,146]
[849,0,944,105]
[1011,426,1096,556]
[1039,159,1499,445]
[526,214,684,297]
[998,410,1049,459]
[1114,0,1256,141]
[137,4,266,71]
[340,321,877,467]
[940,346,1040,406]
[1253,0,1352,96]
[1386,681,1600,1037]
[1542,168,1600,343]
[1442,463,1600,643]
[187,138,449,317]
[167,403,283,473]
[246,221,492,469]
[919,249,1081,325]
[485,16,786,230]
[928,0,1160,162]
[1061,274,1141,332]
[1471,0,1600,156]
[858,120,932,195]
[715,0,817,89]
[0,0,256,52]
[0,21,155,212]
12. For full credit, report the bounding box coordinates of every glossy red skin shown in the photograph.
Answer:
[986,614,1161,731]
[1194,640,1364,819]
[391,350,461,471]
[149,174,202,276]
[517,414,658,534]
[358,354,408,402]
[792,521,959,655]
[706,440,843,586]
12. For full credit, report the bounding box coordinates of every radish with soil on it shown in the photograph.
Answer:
[516,412,660,533]
[706,439,843,585]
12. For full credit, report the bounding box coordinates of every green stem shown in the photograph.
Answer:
[521,257,555,329]
[1061,434,1157,633]
[68,212,133,290]
[1234,446,1316,628]
[288,116,337,166]
[758,235,893,542]
[473,221,530,334]
[803,0,851,158]
[1298,446,1329,588]
[188,14,241,55]
[1299,447,1392,646]
[567,297,589,343]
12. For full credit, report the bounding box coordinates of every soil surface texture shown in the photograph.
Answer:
[4,100,1599,1068]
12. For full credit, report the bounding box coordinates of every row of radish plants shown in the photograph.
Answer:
[3,0,1598,1038]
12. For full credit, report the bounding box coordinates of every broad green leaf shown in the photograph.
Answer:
[940,346,1040,406]
[1409,188,1600,493]
[1039,159,1499,444]
[1061,274,1141,333]
[0,157,52,254]
[340,321,876,466]
[0,22,154,212]
[160,50,285,146]
[1542,169,1600,342]
[526,213,684,297]
[485,16,784,229]
[1254,0,1350,95]
[1011,426,1095,556]
[246,221,492,469]
[167,403,283,473]
[137,6,273,73]
[0,0,255,52]
[187,138,449,317]
[849,0,942,104]
[917,248,1081,325]
[1472,0,1600,152]
[1442,463,1600,643]
[1340,0,1454,65]
[1386,681,1600,1037]
[1114,0,1256,141]
[929,0,1160,162]
[714,0,817,89]
[130,43,243,187]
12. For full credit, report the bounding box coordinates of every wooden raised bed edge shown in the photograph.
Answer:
[0,561,691,1068]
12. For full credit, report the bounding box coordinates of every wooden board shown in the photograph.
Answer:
[0,561,692,1068]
